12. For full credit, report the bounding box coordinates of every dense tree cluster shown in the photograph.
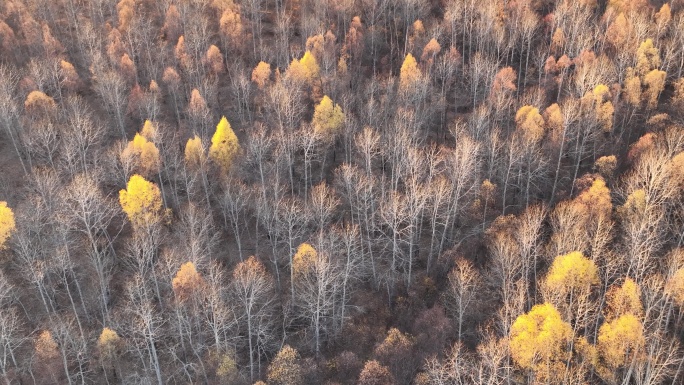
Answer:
[0,0,683,384]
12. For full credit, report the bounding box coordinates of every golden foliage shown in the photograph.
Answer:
[545,251,599,293]
[267,345,303,385]
[24,90,56,116]
[624,68,641,107]
[121,132,161,177]
[597,314,644,368]
[515,105,545,143]
[618,189,647,219]
[172,262,205,301]
[312,95,345,137]
[252,61,272,89]
[184,135,205,171]
[643,69,666,110]
[605,278,643,321]
[35,330,58,360]
[551,28,565,53]
[116,0,134,32]
[209,116,240,173]
[293,243,317,276]
[606,13,630,49]
[120,53,136,82]
[119,174,164,229]
[300,50,321,82]
[575,177,612,218]
[0,202,15,250]
[509,303,573,380]
[97,327,122,361]
[399,53,420,93]
[636,39,661,77]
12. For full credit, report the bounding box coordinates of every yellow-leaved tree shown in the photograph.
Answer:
[545,251,599,293]
[399,53,420,93]
[97,327,122,365]
[597,314,644,369]
[300,50,320,83]
[0,202,15,250]
[509,302,573,381]
[121,128,161,178]
[515,105,545,143]
[312,95,345,137]
[184,135,205,171]
[209,116,240,173]
[119,174,164,229]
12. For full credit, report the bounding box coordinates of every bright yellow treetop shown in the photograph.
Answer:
[184,135,205,171]
[312,95,345,137]
[119,174,163,229]
[0,201,15,250]
[545,251,599,293]
[509,302,573,380]
[209,116,240,173]
[300,50,320,82]
[643,69,666,109]
[399,53,420,93]
[597,314,644,368]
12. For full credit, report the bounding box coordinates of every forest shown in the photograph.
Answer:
[0,0,684,384]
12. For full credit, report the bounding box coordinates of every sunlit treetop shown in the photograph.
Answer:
[0,202,15,250]
[545,251,599,293]
[575,177,612,218]
[636,39,661,77]
[515,105,545,143]
[184,135,205,171]
[172,262,206,301]
[597,313,645,369]
[119,174,164,229]
[252,61,272,89]
[399,53,420,93]
[605,278,643,321]
[312,95,345,137]
[209,116,240,173]
[293,243,317,276]
[509,303,573,380]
